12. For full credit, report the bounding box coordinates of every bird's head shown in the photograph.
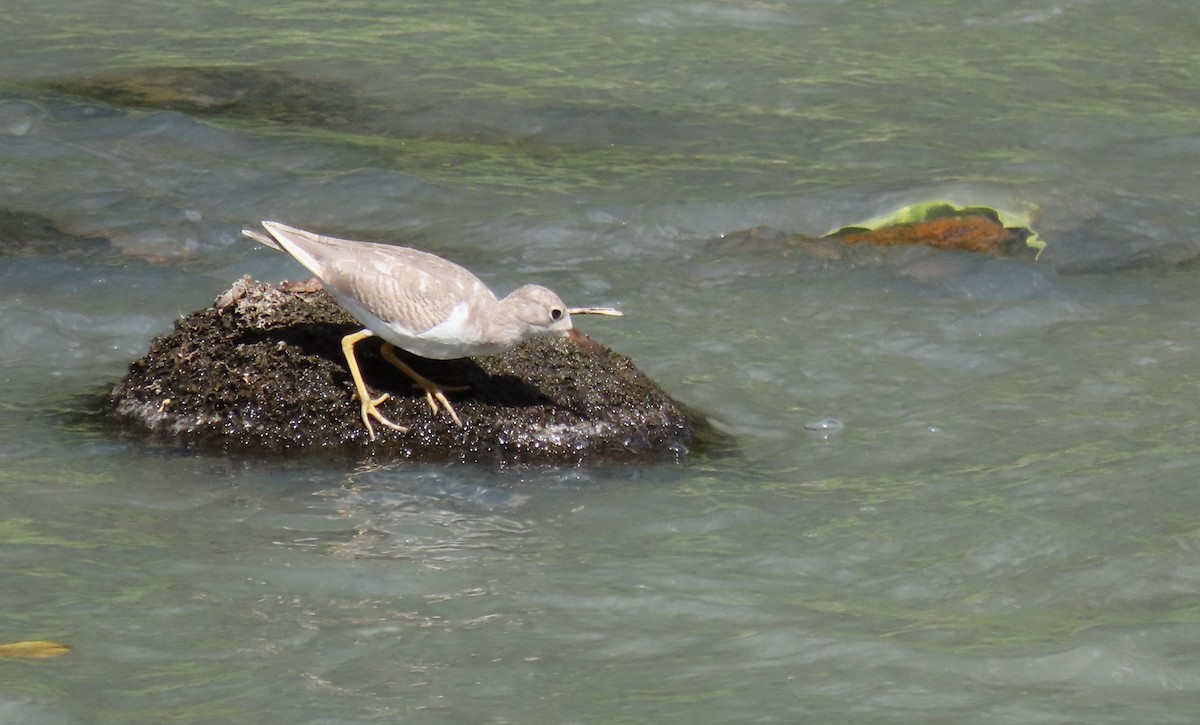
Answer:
[506,285,575,339]
[505,285,624,345]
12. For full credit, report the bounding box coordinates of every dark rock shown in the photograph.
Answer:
[106,277,715,464]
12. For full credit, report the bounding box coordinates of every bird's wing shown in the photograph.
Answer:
[324,244,496,336]
[249,221,497,336]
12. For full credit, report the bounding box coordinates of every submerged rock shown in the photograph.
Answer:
[106,277,712,464]
[44,66,364,130]
[711,203,1043,261]
[0,207,114,257]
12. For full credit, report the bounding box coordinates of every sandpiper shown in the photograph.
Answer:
[243,221,621,439]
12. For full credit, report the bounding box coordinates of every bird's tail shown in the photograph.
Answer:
[241,225,283,251]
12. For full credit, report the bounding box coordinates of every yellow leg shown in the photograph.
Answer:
[380,343,466,428]
[341,329,407,440]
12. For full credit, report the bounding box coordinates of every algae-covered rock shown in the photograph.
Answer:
[711,201,1044,261]
[826,201,1044,257]
[107,277,712,464]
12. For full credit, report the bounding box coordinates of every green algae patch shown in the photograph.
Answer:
[36,64,749,197]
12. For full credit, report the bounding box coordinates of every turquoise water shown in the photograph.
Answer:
[4,1,1200,722]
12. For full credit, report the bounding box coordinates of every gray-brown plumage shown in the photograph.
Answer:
[242,221,621,439]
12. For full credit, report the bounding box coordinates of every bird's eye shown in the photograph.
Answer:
[550,308,564,321]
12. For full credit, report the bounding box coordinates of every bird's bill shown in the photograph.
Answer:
[567,306,623,317]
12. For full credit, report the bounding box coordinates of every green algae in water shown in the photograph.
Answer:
[13,0,1200,200]
[39,64,825,198]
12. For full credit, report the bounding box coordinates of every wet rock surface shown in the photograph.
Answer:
[106,277,714,464]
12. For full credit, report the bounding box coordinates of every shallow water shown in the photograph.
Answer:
[4,1,1200,722]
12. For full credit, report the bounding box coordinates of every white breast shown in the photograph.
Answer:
[331,288,502,360]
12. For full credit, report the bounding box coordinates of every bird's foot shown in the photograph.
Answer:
[358,391,408,440]
[415,381,465,428]
[380,343,468,428]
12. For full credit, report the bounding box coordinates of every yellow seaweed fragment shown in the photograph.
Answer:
[0,640,71,659]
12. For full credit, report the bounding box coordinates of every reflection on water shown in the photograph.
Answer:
[4,0,1200,722]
